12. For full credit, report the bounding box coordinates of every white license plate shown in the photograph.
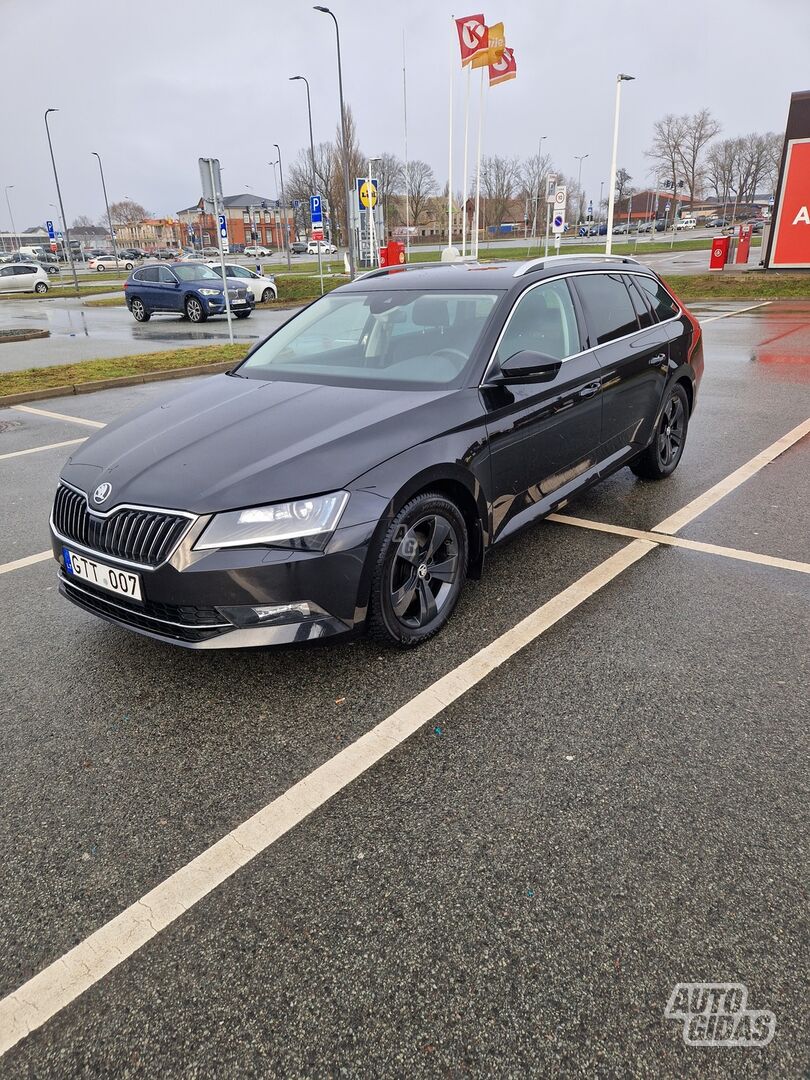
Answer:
[63,548,142,601]
[232,298,246,305]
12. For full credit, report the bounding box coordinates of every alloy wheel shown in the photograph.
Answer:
[186,298,203,322]
[658,393,685,468]
[388,514,460,630]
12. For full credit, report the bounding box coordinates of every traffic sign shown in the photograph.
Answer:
[46,220,55,240]
[293,199,301,210]
[311,230,324,241]
[218,214,228,239]
[310,195,323,225]
[56,231,63,239]
[552,212,565,235]
[554,185,567,211]
[546,174,557,204]
[357,179,378,210]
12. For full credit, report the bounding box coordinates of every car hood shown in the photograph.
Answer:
[62,374,459,513]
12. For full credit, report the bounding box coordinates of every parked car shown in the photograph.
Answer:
[244,245,272,257]
[124,262,255,323]
[89,255,135,271]
[290,241,309,255]
[118,248,144,260]
[675,217,697,230]
[612,222,630,234]
[0,263,50,294]
[54,255,703,649]
[38,259,61,276]
[208,263,277,303]
[705,217,728,229]
[307,239,338,254]
[654,219,667,232]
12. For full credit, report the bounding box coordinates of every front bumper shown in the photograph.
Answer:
[51,499,384,649]
[203,292,255,316]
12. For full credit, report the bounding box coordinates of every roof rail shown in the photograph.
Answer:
[513,253,642,277]
[358,261,468,281]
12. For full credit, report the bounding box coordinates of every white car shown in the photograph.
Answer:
[675,218,697,230]
[88,254,135,271]
[209,263,277,303]
[0,263,50,294]
[243,245,272,257]
[307,240,337,255]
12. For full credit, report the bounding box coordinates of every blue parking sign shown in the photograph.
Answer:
[309,195,323,225]
[46,220,55,240]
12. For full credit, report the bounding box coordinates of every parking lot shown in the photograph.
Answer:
[0,300,808,1075]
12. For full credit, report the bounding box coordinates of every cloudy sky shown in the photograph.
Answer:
[3,0,808,230]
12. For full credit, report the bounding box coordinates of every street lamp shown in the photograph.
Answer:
[314,5,355,278]
[575,153,589,228]
[44,109,80,293]
[290,74,324,293]
[4,186,17,254]
[599,180,605,226]
[273,142,291,270]
[92,152,120,277]
[605,73,635,254]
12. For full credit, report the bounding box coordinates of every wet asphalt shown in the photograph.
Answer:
[0,302,807,1078]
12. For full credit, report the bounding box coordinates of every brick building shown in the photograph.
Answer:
[176,195,295,251]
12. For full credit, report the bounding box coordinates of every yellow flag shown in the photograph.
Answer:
[470,21,506,68]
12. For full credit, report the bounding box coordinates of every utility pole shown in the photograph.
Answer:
[273,142,292,270]
[92,152,120,278]
[45,109,80,294]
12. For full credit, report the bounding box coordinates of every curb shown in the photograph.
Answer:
[0,330,50,345]
[0,362,234,407]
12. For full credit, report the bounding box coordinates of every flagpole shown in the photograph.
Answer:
[461,63,471,256]
[402,29,410,261]
[446,15,454,254]
[472,65,485,259]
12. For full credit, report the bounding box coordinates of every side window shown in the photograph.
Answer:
[625,276,654,329]
[574,273,639,346]
[138,266,160,282]
[0,266,14,277]
[635,276,679,321]
[14,265,35,275]
[497,279,581,362]
[158,266,177,283]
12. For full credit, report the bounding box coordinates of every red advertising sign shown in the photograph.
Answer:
[455,14,487,66]
[770,137,810,268]
[311,230,324,241]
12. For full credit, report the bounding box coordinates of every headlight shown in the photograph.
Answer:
[194,491,349,551]
[199,288,222,297]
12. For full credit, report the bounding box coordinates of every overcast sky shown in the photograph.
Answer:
[3,0,808,230]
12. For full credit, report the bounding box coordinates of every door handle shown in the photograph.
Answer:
[648,353,666,366]
[579,381,601,398]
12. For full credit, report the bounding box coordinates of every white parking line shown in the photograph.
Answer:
[548,514,810,576]
[0,551,52,575]
[10,405,106,429]
[0,438,86,461]
[0,417,807,1057]
[701,301,772,323]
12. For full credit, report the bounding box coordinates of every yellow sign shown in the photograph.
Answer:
[358,180,378,210]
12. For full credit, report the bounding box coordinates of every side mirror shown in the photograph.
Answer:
[492,350,562,383]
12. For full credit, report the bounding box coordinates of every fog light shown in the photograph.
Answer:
[252,602,311,621]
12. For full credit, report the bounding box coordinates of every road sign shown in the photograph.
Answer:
[56,231,63,239]
[552,213,565,235]
[293,199,301,210]
[46,220,55,240]
[554,185,567,212]
[218,214,228,239]
[199,157,223,213]
[310,195,323,225]
[311,230,324,241]
[357,178,378,210]
[546,174,557,203]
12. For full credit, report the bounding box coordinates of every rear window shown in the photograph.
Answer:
[625,276,655,329]
[574,273,639,346]
[635,276,679,321]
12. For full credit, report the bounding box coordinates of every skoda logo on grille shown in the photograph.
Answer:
[92,482,112,505]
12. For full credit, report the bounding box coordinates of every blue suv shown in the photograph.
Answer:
[124,262,255,323]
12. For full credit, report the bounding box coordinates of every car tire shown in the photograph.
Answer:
[630,383,690,480]
[34,282,49,294]
[130,297,150,321]
[367,493,468,646]
[185,296,207,323]
[261,288,276,303]
[125,262,134,271]
[97,265,105,272]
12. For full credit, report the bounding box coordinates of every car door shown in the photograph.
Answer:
[0,266,17,293]
[13,265,37,293]
[132,266,161,309]
[481,276,604,539]
[156,265,183,311]
[571,271,670,460]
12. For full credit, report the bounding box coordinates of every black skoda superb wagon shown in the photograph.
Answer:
[50,255,703,648]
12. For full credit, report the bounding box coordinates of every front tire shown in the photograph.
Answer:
[34,282,49,294]
[97,265,105,272]
[261,288,276,303]
[185,296,207,322]
[130,297,150,322]
[630,383,689,480]
[368,493,468,646]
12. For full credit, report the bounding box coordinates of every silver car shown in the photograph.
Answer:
[0,263,50,294]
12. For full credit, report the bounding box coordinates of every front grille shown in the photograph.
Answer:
[228,287,248,301]
[53,484,191,567]
[61,575,228,643]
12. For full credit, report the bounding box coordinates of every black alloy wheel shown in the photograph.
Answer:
[369,493,468,645]
[630,383,689,480]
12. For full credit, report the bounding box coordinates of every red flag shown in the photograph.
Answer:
[455,14,488,67]
[489,45,517,86]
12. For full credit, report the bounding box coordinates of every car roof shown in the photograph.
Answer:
[338,255,658,293]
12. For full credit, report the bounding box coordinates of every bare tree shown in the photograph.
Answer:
[331,105,364,249]
[647,114,687,200]
[108,199,149,225]
[73,214,95,228]
[518,152,554,232]
[677,108,721,207]
[480,154,520,232]
[704,138,739,207]
[615,167,633,204]
[375,152,405,235]
[287,142,337,239]
[405,160,437,227]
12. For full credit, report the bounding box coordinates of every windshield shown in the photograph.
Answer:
[236,289,501,389]
[173,264,220,282]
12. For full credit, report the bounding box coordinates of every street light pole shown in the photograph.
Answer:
[4,186,18,254]
[314,6,355,279]
[575,153,589,234]
[290,74,324,294]
[92,152,120,278]
[605,73,635,254]
[44,109,80,294]
[273,142,292,270]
